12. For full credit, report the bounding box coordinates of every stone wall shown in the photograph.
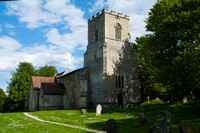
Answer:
[56,67,89,109]
[39,94,63,110]
[28,84,40,111]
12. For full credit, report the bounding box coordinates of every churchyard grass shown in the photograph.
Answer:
[0,112,91,132]
[29,101,200,133]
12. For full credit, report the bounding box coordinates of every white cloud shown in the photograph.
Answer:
[88,0,107,13]
[8,32,16,35]
[6,0,87,29]
[0,36,83,72]
[5,0,87,54]
[45,27,87,52]
[5,23,15,29]
[0,36,22,53]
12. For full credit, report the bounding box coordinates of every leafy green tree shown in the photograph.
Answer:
[134,0,200,99]
[0,88,7,112]
[36,65,58,77]
[5,62,36,111]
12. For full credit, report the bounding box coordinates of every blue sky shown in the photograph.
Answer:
[0,0,157,93]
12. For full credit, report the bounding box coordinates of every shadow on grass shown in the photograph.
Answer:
[86,103,200,133]
[85,117,153,133]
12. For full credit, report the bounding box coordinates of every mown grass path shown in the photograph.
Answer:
[24,112,106,133]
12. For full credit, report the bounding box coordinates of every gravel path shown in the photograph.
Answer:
[23,112,106,133]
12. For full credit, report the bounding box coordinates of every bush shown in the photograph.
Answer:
[141,99,164,105]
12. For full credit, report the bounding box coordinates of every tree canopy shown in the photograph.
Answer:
[134,0,200,100]
[36,65,58,77]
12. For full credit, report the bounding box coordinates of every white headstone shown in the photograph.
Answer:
[156,97,160,103]
[96,104,102,116]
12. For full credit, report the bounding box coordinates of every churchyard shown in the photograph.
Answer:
[0,100,199,133]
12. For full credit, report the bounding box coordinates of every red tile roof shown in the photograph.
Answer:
[32,76,55,89]
[41,83,65,95]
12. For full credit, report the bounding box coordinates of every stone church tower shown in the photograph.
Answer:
[26,8,140,111]
[84,8,140,108]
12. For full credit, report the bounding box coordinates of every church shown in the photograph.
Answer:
[25,8,141,111]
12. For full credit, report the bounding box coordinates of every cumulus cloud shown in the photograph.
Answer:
[5,23,15,29]
[5,0,87,59]
[45,27,87,52]
[88,0,107,13]
[6,0,87,29]
[0,36,83,73]
[3,0,87,70]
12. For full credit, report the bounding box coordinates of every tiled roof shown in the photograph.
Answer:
[41,83,65,95]
[32,76,55,89]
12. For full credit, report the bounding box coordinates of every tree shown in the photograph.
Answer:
[133,35,168,100]
[0,88,7,112]
[134,0,200,99]
[36,65,58,77]
[5,62,36,111]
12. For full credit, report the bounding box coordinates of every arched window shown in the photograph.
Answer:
[115,23,122,40]
[95,29,98,41]
[116,74,124,89]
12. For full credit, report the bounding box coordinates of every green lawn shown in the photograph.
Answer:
[0,101,199,133]
[0,112,91,133]
[29,101,200,133]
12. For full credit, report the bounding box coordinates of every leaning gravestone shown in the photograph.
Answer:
[138,113,148,125]
[106,119,118,133]
[164,111,172,122]
[150,123,174,133]
[179,121,200,133]
[96,104,102,116]
[81,109,87,114]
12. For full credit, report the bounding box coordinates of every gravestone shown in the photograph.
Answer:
[147,96,150,104]
[81,109,87,114]
[183,97,188,103]
[180,121,200,133]
[138,113,148,125]
[156,97,160,103]
[106,119,118,133]
[164,111,172,122]
[150,123,174,133]
[96,104,102,116]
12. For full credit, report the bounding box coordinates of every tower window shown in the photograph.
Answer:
[116,74,124,88]
[95,29,98,41]
[115,23,122,40]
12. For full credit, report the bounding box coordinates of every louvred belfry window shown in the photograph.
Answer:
[115,24,122,40]
[95,29,98,41]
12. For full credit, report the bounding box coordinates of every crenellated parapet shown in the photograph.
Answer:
[88,8,129,23]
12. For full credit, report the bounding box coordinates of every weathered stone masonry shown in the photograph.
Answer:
[25,8,141,111]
